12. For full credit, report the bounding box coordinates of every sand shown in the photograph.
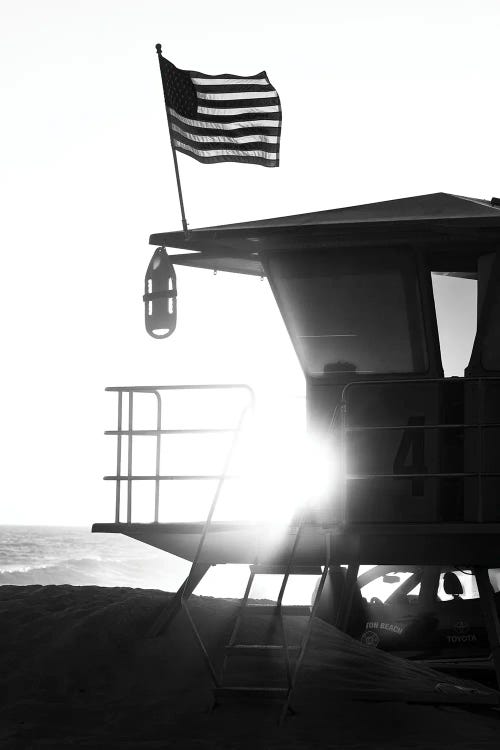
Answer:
[0,585,499,748]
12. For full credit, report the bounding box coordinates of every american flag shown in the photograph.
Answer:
[157,52,281,167]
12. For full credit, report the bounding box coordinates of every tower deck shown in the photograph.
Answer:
[92,520,500,567]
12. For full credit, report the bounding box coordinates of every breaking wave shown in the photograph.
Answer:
[0,526,189,590]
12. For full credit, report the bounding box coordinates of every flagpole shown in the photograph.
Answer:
[155,43,189,236]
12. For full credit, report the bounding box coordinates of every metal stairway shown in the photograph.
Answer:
[215,521,332,719]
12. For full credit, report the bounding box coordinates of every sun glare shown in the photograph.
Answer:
[215,417,338,523]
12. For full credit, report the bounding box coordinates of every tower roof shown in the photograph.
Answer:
[150,192,500,276]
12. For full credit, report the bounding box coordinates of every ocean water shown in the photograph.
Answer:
[0,525,316,602]
[0,525,190,591]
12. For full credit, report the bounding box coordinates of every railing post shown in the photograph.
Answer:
[127,391,134,523]
[154,391,162,523]
[477,378,484,522]
[115,391,123,523]
[340,396,348,524]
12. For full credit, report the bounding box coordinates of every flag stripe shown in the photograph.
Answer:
[198,104,281,116]
[168,109,280,130]
[197,98,279,110]
[170,108,280,124]
[169,117,280,138]
[174,143,278,165]
[172,140,277,158]
[170,123,279,144]
[172,130,279,152]
[194,83,275,94]
[190,72,268,82]
[197,90,278,101]
[174,149,278,167]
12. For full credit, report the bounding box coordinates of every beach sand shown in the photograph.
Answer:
[0,585,499,748]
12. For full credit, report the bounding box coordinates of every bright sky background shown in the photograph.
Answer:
[1,0,499,527]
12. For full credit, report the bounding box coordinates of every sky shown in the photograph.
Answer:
[1,0,498,526]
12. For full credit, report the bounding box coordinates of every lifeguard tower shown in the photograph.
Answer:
[94,192,500,709]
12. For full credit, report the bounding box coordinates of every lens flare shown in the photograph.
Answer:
[216,421,338,522]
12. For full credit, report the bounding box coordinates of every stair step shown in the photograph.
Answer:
[250,564,322,575]
[215,686,288,703]
[245,604,311,616]
[225,644,300,655]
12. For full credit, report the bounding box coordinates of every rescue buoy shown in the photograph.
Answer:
[143,246,177,338]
